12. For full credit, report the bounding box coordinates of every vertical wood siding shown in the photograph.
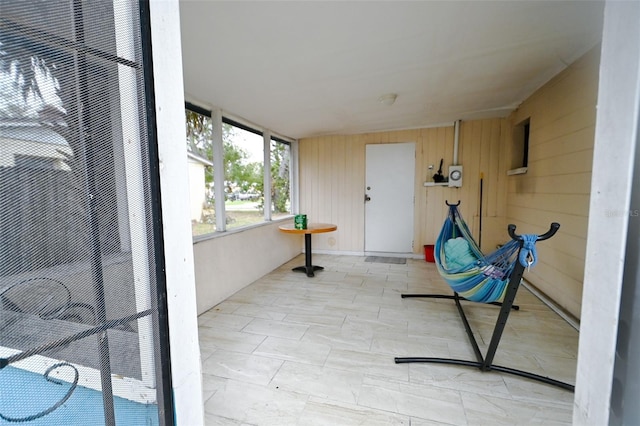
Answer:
[299,118,508,256]
[506,47,600,319]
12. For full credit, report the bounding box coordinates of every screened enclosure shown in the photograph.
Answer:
[0,1,173,424]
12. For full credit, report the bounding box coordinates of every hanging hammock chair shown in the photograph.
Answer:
[434,202,527,304]
[395,201,573,391]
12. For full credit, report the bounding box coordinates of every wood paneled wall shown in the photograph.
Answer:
[506,46,600,320]
[299,46,599,320]
[299,118,509,256]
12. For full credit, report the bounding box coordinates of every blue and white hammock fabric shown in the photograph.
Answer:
[434,204,538,303]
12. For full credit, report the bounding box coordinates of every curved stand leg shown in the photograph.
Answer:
[393,357,574,391]
[401,293,520,310]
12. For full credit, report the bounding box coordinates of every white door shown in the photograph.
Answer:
[365,142,415,253]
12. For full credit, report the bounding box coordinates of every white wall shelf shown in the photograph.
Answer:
[507,167,528,176]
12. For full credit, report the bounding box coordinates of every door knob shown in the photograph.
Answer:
[365,194,371,202]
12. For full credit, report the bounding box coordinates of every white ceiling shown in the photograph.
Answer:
[179,1,604,140]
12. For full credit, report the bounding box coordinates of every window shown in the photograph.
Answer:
[185,104,294,235]
[224,121,264,230]
[270,138,291,218]
[508,118,530,175]
[185,109,215,236]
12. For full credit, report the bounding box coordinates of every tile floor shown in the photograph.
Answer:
[199,254,578,425]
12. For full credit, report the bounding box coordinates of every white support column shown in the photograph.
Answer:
[574,1,640,424]
[212,108,226,231]
[291,140,300,214]
[148,0,204,424]
[113,0,154,388]
[110,93,131,253]
[263,130,272,221]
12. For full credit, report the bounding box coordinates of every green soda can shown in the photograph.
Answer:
[294,214,307,229]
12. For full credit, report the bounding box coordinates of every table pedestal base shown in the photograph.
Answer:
[292,265,324,278]
[291,233,324,277]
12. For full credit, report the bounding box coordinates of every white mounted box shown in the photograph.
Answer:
[448,165,463,187]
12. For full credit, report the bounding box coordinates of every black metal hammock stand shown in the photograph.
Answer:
[395,202,574,392]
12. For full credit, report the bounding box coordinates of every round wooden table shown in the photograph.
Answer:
[278,223,337,277]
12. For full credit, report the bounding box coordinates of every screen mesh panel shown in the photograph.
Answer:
[0,1,171,424]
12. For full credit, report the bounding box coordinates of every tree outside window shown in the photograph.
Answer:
[270,139,290,218]
[186,109,291,236]
[223,124,263,230]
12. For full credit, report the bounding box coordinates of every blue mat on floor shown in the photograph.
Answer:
[0,366,159,425]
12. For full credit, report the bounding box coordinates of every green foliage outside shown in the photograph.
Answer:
[270,141,290,214]
[185,110,290,235]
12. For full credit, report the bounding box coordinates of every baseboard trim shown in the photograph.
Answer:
[522,280,580,331]
[309,249,422,260]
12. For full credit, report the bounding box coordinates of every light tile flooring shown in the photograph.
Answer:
[198,254,578,425]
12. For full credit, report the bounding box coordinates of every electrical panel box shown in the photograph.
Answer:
[448,165,463,187]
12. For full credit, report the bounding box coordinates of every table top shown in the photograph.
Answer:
[278,223,337,234]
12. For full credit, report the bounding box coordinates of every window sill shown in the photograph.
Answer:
[192,215,294,244]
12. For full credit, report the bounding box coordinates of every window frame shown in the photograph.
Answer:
[508,117,530,176]
[185,102,296,238]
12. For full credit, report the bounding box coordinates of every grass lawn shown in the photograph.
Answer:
[191,201,290,236]
[192,202,264,236]
[225,210,264,229]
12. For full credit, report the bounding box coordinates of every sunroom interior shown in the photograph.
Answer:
[182,1,600,320]
[1,0,639,424]
[174,0,638,424]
